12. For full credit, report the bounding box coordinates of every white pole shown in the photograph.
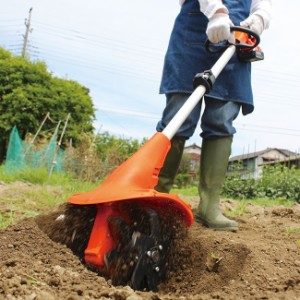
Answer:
[211,45,236,78]
[162,85,206,140]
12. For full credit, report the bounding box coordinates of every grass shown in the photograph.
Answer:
[0,168,298,229]
[226,197,295,217]
[0,166,98,229]
[172,185,295,217]
[284,227,300,237]
[248,197,295,207]
[283,227,300,246]
[226,200,249,217]
[171,186,198,196]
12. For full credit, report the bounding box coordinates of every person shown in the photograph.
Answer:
[155,0,272,231]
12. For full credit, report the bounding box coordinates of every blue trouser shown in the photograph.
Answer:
[156,93,241,140]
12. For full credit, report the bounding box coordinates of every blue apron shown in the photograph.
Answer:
[159,0,253,115]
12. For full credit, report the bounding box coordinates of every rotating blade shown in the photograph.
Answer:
[105,205,172,291]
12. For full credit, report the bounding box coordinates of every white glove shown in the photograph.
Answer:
[206,13,235,44]
[240,13,264,35]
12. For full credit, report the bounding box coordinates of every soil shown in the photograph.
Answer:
[1,185,300,300]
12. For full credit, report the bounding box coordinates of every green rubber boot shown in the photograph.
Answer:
[195,137,238,232]
[155,137,185,193]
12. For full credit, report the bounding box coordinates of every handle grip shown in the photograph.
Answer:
[205,26,260,54]
[230,26,260,49]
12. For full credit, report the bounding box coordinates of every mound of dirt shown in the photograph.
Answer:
[1,196,300,300]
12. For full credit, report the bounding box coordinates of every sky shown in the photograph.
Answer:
[1,0,300,157]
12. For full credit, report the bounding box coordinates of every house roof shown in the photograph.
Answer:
[260,155,300,166]
[229,148,298,162]
[184,143,201,150]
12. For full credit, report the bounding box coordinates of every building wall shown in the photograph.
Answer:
[184,146,201,156]
[261,150,288,161]
[183,145,201,181]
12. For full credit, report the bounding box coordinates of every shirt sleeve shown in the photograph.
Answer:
[250,0,272,29]
[198,0,229,19]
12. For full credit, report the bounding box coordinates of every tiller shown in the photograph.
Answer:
[67,27,263,291]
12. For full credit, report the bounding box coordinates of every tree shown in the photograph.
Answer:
[94,131,146,167]
[0,48,95,161]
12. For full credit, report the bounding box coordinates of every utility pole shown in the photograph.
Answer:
[22,7,33,58]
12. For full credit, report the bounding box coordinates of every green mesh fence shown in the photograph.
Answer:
[4,126,65,174]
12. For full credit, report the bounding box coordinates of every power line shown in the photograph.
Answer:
[1,17,300,140]
[33,20,164,55]
[27,21,300,81]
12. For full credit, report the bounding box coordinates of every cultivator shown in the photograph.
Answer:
[67,27,263,291]
[68,132,193,291]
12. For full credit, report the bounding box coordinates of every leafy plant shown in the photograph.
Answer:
[223,165,300,203]
[174,173,193,188]
[63,131,146,181]
[226,200,249,217]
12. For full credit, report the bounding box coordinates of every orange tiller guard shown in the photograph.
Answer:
[67,132,194,268]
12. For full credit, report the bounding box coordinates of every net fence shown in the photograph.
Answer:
[4,126,65,174]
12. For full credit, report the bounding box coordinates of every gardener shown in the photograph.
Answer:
[155,0,272,231]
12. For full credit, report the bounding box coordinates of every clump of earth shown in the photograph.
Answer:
[1,187,300,300]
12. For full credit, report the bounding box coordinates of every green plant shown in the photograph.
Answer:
[249,197,294,207]
[284,227,300,246]
[0,212,14,229]
[0,165,99,229]
[284,227,300,237]
[0,47,95,163]
[223,164,300,203]
[226,200,249,217]
[63,131,147,182]
[210,252,222,260]
[174,173,193,188]
[171,185,198,196]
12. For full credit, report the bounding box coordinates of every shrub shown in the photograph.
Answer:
[223,164,300,203]
[174,173,193,188]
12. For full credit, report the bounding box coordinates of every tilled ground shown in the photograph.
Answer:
[0,194,300,300]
